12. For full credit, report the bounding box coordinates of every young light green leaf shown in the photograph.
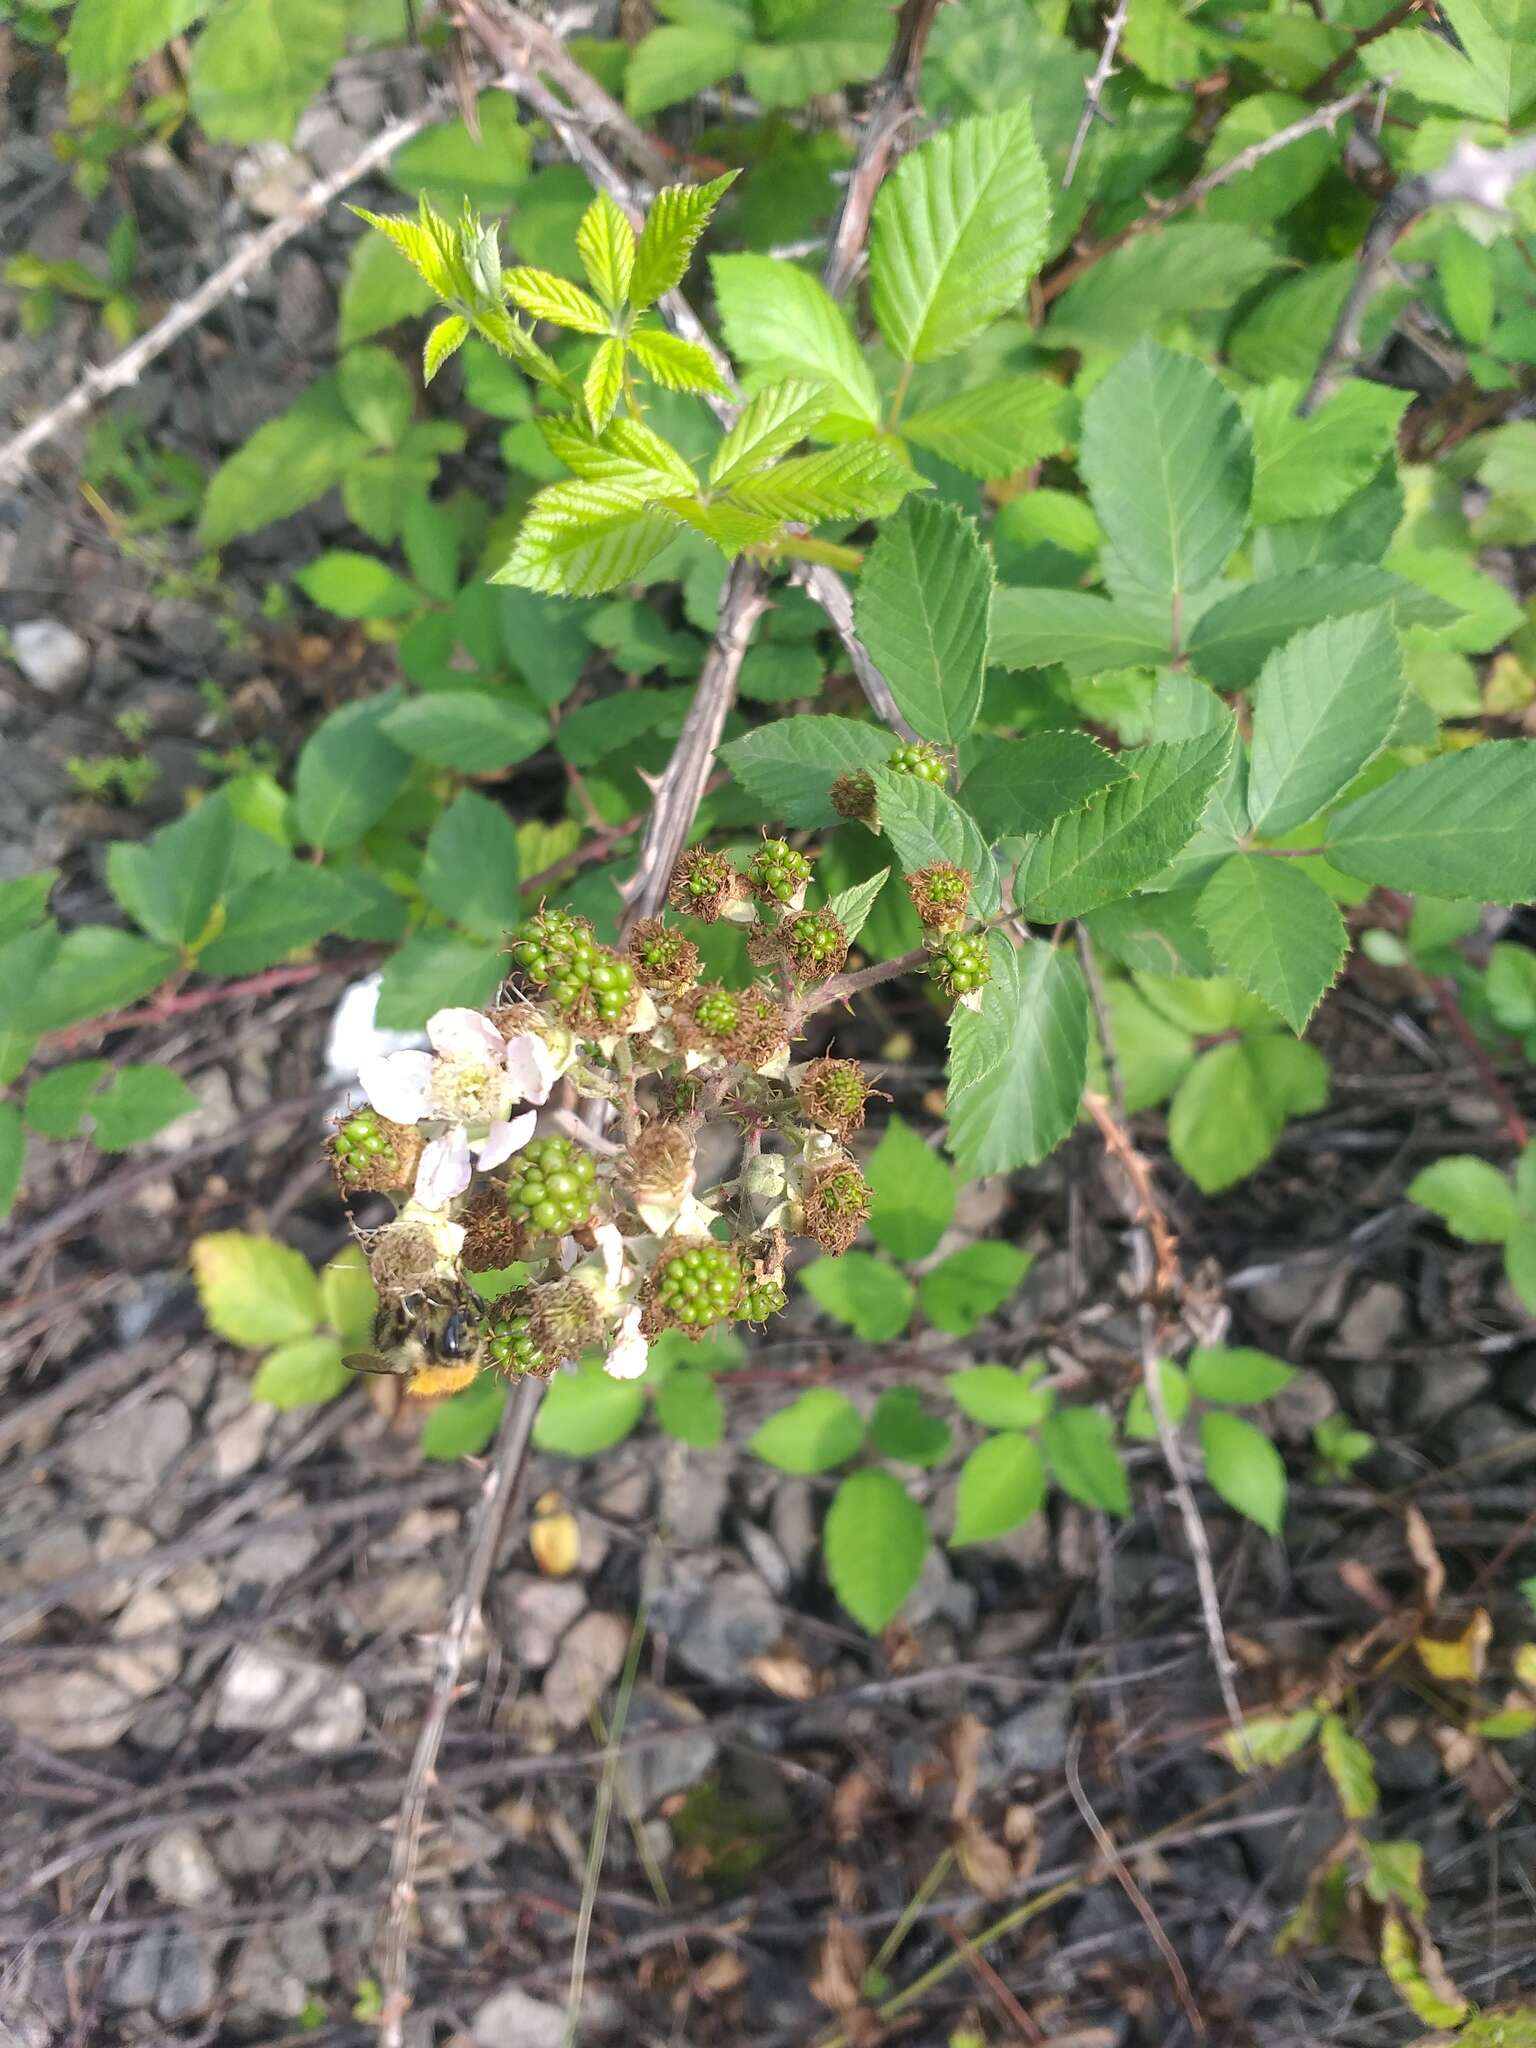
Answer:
[624,23,744,121]
[199,376,368,547]
[1124,1360,1193,1440]
[575,189,636,310]
[1360,17,1520,122]
[374,932,505,1030]
[192,1231,320,1347]
[870,1388,953,1468]
[1246,608,1407,838]
[319,1246,376,1355]
[0,869,57,943]
[628,328,731,396]
[187,0,346,144]
[1080,339,1252,603]
[947,1362,1053,1431]
[534,1362,646,1456]
[494,481,684,597]
[712,252,881,427]
[541,414,699,495]
[506,266,610,335]
[89,1064,200,1151]
[1188,565,1458,689]
[337,344,413,449]
[824,1468,929,1631]
[68,0,206,88]
[250,1335,350,1409]
[1406,1155,1519,1243]
[339,226,438,346]
[867,769,999,917]
[1012,728,1234,921]
[293,550,421,620]
[583,336,627,432]
[856,500,992,743]
[901,375,1070,479]
[25,1061,109,1139]
[749,1386,866,1473]
[728,442,922,525]
[950,1433,1047,1546]
[1195,854,1348,1034]
[800,1252,916,1342]
[866,1113,955,1261]
[1043,1406,1130,1517]
[656,1368,725,1449]
[1188,1346,1297,1405]
[989,587,1171,678]
[104,794,234,948]
[721,714,892,827]
[630,173,739,309]
[380,692,549,774]
[349,203,459,301]
[1200,1409,1286,1534]
[1324,742,1536,903]
[960,733,1128,839]
[420,790,522,941]
[1247,379,1411,525]
[423,314,469,384]
[822,867,891,947]
[708,379,833,487]
[21,928,178,1035]
[421,1371,507,1459]
[1320,1712,1379,1819]
[870,103,1050,363]
[920,1243,1031,1336]
[947,941,1090,1177]
[1169,1036,1327,1194]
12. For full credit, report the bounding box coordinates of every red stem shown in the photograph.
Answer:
[1427,975,1529,1151]
[41,960,348,1052]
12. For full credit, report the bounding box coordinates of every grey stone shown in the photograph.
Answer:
[155,1932,220,2023]
[672,1571,782,1688]
[1270,1368,1339,1445]
[216,1814,289,1877]
[903,1546,977,1632]
[227,1495,322,1588]
[227,1932,309,2018]
[275,250,333,350]
[150,1067,239,1154]
[737,1518,792,1598]
[472,1985,567,2048]
[341,1564,446,1635]
[0,1669,136,1752]
[291,1676,365,1754]
[1346,1359,1395,1426]
[1450,1402,1529,1463]
[616,1684,719,1812]
[1403,1352,1491,1429]
[144,596,222,663]
[544,1610,630,1731]
[64,1394,191,1494]
[103,1933,166,2010]
[145,1827,228,1908]
[11,619,90,696]
[1499,1351,1536,1419]
[98,1586,181,1697]
[230,142,313,219]
[501,1573,587,1669]
[208,1396,273,1479]
[1331,1280,1407,1357]
[214,1642,366,1751]
[273,1912,330,1984]
[985,1694,1072,1782]
[768,1479,817,1579]
[666,1450,730,1546]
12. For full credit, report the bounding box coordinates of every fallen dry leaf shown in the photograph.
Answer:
[882,1618,921,1673]
[1431,1725,1518,1824]
[749,1644,818,1701]
[810,1919,867,2013]
[830,1770,878,1843]
[1404,1506,1445,1613]
[1339,1559,1396,1614]
[954,1815,1013,1901]
[530,1492,580,1577]
[1414,1607,1492,1684]
[940,1714,988,1821]
[694,1949,747,1996]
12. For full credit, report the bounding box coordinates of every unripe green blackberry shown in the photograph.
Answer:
[802,1158,872,1254]
[526,1276,606,1366]
[484,1301,553,1379]
[693,986,739,1039]
[740,1274,787,1323]
[745,837,812,906]
[783,908,849,982]
[668,848,740,924]
[906,860,972,932]
[800,1056,871,1141]
[627,916,699,997]
[928,930,992,999]
[330,1109,422,1195]
[504,1133,598,1234]
[889,740,947,785]
[509,907,594,985]
[831,769,878,825]
[653,1239,743,1329]
[512,910,635,1026]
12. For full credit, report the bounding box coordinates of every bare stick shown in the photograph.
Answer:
[1042,86,1375,306]
[821,0,944,299]
[1305,0,1421,101]
[377,1378,543,2048]
[0,85,481,486]
[1302,130,1536,413]
[1064,0,1132,190]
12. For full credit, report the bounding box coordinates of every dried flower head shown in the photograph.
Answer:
[622,1121,696,1233]
[726,984,791,1070]
[830,768,878,826]
[906,861,972,933]
[668,848,741,924]
[802,1157,872,1254]
[367,1218,451,1302]
[525,1276,607,1367]
[627,916,700,997]
[782,908,849,983]
[800,1057,871,1141]
[459,1183,527,1272]
[330,1108,424,1196]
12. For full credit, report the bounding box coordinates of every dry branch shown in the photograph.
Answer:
[1064,0,1133,190]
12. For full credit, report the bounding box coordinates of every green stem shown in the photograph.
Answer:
[887,358,915,429]
[756,534,865,573]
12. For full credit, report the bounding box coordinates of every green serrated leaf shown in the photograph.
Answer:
[339,225,439,347]
[374,931,505,1030]
[1406,1154,1519,1242]
[68,0,206,88]
[750,1386,866,1472]
[534,1361,645,1456]
[868,769,999,917]
[423,314,469,384]
[800,1252,915,1342]
[575,189,636,310]
[709,378,833,486]
[0,1102,23,1222]
[869,1388,953,1468]
[1168,1035,1326,1193]
[293,550,422,621]
[628,328,731,396]
[583,336,627,432]
[1043,1405,1130,1516]
[420,790,522,940]
[292,696,413,852]
[961,733,1128,839]
[824,1468,928,1631]
[105,795,234,949]
[1080,339,1252,606]
[1246,607,1407,838]
[541,414,699,495]
[1012,728,1234,921]
[901,375,1070,479]
[712,252,881,427]
[856,499,991,743]
[728,441,922,525]
[0,869,57,943]
[870,103,1050,363]
[947,1362,1053,1431]
[1200,1409,1287,1534]
[1247,378,1411,525]
[950,1433,1046,1545]
[494,481,685,597]
[25,1061,109,1140]
[1325,742,1536,903]
[920,1242,1030,1335]
[947,940,1089,1177]
[1188,566,1458,690]
[250,1335,350,1409]
[630,173,739,308]
[1124,1359,1193,1440]
[421,1370,507,1459]
[89,1064,199,1151]
[989,587,1171,678]
[199,376,368,547]
[822,866,891,947]
[721,714,892,827]
[656,1367,725,1448]
[506,266,610,335]
[624,23,745,121]
[21,928,177,1034]
[867,1113,955,1261]
[1195,854,1347,1034]
[1188,1346,1297,1405]
[188,0,347,144]
[192,1230,320,1347]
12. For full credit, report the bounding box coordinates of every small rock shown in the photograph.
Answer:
[421,1892,469,1949]
[155,1931,220,2023]
[342,1564,446,1636]
[227,1493,321,1588]
[667,1451,730,1546]
[103,1933,165,2011]
[617,1684,719,1812]
[985,1694,1072,1782]
[17,1523,95,1611]
[672,1572,782,1688]
[227,1932,308,2018]
[1331,1280,1407,1358]
[903,1546,978,1632]
[215,1814,289,1877]
[291,1677,366,1755]
[150,1068,239,1155]
[99,1585,181,1698]
[275,250,333,350]
[737,1518,792,1598]
[164,1559,223,1621]
[544,1610,631,1730]
[472,1985,567,2048]
[145,1827,228,1908]
[93,1518,155,1612]
[593,1462,652,1521]
[501,1574,587,1669]
[1450,1402,1528,1463]
[209,1398,273,1479]
[65,1394,191,1495]
[1403,1352,1491,1430]
[215,1642,365,1751]
[272,1913,330,1984]
[230,142,313,219]
[11,619,90,696]
[1346,1359,1395,1426]
[0,1669,136,1751]
[1270,1368,1339,1445]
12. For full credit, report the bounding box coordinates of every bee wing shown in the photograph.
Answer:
[343,1351,410,1377]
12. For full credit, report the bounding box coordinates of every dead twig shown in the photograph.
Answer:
[1305,0,1422,100]
[1081,1091,1183,1302]
[821,0,943,299]
[1064,0,1132,190]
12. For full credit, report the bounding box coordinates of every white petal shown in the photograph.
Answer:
[413,1128,472,1209]
[427,1007,506,1062]
[592,1221,628,1290]
[358,1050,434,1124]
[603,1308,649,1381]
[475,1109,537,1171]
[503,1031,559,1105]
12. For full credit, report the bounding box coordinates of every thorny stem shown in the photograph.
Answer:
[1063,0,1132,190]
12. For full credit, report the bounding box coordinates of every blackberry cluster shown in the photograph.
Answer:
[484,1302,551,1379]
[907,860,972,931]
[692,986,739,1039]
[331,1110,397,1182]
[929,930,992,998]
[668,848,738,922]
[627,916,699,996]
[746,838,811,905]
[783,909,849,981]
[510,910,634,1025]
[741,1274,787,1322]
[889,740,948,784]
[654,1241,744,1329]
[504,1134,598,1233]
[801,1057,871,1140]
